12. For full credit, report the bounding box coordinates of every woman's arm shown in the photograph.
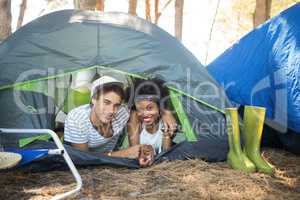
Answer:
[127,111,141,146]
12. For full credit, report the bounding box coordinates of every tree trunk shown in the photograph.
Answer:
[155,0,173,24]
[77,0,97,10]
[0,0,11,42]
[254,0,272,27]
[95,0,104,11]
[175,0,184,41]
[154,0,159,24]
[17,0,27,29]
[74,0,79,9]
[145,0,152,22]
[128,0,137,16]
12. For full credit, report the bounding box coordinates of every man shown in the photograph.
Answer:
[64,75,176,166]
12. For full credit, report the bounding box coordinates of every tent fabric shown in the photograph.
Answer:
[10,140,227,172]
[0,10,230,170]
[0,9,228,111]
[0,90,56,130]
[261,124,300,155]
[207,4,300,135]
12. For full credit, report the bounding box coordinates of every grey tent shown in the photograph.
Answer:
[0,10,229,170]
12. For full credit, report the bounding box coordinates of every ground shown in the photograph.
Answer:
[1,148,299,200]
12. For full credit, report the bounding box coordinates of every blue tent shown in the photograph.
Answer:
[208,3,300,136]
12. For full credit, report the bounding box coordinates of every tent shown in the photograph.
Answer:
[207,4,300,154]
[0,10,230,171]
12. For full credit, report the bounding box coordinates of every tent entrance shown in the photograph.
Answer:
[1,65,225,148]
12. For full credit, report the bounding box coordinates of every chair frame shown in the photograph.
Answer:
[0,128,82,200]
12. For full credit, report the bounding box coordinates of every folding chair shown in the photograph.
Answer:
[0,128,82,200]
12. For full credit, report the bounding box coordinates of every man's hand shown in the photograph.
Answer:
[138,145,155,167]
[161,109,177,137]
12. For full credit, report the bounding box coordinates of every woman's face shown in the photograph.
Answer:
[135,100,160,126]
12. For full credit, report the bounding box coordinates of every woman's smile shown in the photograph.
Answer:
[143,115,154,124]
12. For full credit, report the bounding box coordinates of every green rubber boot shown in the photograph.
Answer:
[242,106,275,174]
[225,108,256,173]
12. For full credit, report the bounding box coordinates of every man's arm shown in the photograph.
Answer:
[162,133,172,151]
[64,112,90,151]
[161,109,177,137]
[109,144,141,159]
[71,143,89,151]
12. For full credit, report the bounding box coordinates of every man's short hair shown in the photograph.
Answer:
[92,83,125,101]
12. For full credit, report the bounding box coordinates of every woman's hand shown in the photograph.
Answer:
[138,144,155,167]
[116,144,154,167]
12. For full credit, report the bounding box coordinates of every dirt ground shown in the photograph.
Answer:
[1,148,299,200]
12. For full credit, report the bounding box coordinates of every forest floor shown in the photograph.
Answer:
[1,148,300,200]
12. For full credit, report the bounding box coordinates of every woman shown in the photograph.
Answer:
[128,79,176,159]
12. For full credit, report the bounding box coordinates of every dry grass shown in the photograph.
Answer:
[1,148,299,200]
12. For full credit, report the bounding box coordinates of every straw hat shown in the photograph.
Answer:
[0,152,22,170]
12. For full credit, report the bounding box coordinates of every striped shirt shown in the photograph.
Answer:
[64,104,129,152]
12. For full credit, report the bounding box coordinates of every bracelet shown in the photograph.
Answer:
[107,152,112,156]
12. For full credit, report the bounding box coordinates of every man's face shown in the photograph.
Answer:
[92,91,122,124]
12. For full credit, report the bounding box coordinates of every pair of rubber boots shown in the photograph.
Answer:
[225,106,274,174]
